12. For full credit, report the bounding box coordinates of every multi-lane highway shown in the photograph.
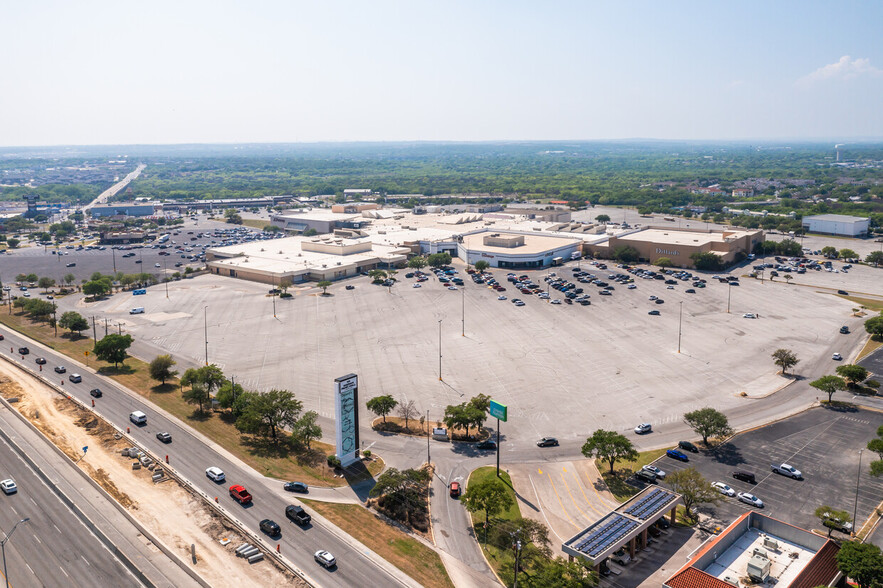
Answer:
[0,329,419,588]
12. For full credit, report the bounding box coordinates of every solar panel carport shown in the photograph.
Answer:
[562,486,683,569]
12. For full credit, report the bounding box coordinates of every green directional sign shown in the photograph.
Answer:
[489,399,507,422]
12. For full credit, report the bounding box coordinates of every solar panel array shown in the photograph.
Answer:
[624,488,673,520]
[572,514,639,558]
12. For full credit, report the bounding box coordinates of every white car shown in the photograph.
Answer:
[412,283,422,288]
[0,479,17,494]
[550,299,562,305]
[712,482,736,497]
[634,423,652,434]
[743,313,756,319]
[314,550,336,568]
[642,465,666,479]
[154,263,161,268]
[832,353,842,361]
[447,286,458,291]
[628,284,636,289]
[667,285,674,289]
[205,467,225,483]
[737,492,764,508]
[497,295,507,301]
[514,301,525,307]
[649,295,657,300]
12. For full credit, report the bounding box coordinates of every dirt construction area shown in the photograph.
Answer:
[0,361,304,588]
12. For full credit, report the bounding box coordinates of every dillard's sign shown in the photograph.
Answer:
[656,247,680,256]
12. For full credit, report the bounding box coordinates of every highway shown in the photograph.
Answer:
[83,164,146,211]
[0,329,419,588]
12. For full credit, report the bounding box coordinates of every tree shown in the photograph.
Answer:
[839,248,858,260]
[63,273,76,287]
[810,375,846,403]
[474,260,490,272]
[666,468,721,521]
[443,402,484,438]
[836,364,868,388]
[865,250,883,267]
[83,279,111,297]
[397,399,418,432]
[771,348,800,375]
[262,224,281,233]
[58,311,89,338]
[182,382,211,413]
[6,238,19,248]
[595,214,611,223]
[407,256,427,270]
[864,315,883,339]
[368,269,387,284]
[427,252,452,268]
[654,257,673,268]
[613,245,640,263]
[369,467,431,528]
[835,541,883,588]
[581,429,638,474]
[38,277,55,292]
[303,228,318,236]
[235,389,303,440]
[814,505,852,537]
[292,410,322,449]
[279,279,292,294]
[93,334,133,367]
[366,395,398,425]
[783,274,793,285]
[24,299,55,321]
[683,408,733,446]
[148,354,178,385]
[871,460,883,477]
[820,246,838,258]
[690,251,724,271]
[461,477,514,541]
[317,280,332,295]
[25,273,38,284]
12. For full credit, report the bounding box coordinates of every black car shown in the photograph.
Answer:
[54,366,67,374]
[284,481,309,493]
[35,357,46,365]
[840,326,849,334]
[655,299,664,304]
[345,285,355,290]
[18,347,29,355]
[259,519,281,536]
[837,290,849,295]
[156,432,172,443]
[678,441,699,453]
[732,471,757,484]
[285,505,311,525]
[476,440,497,450]
[89,388,102,398]
[537,437,559,447]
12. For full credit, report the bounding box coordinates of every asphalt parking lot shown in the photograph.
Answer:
[649,406,883,534]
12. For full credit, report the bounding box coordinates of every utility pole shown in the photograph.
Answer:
[164,258,169,298]
[104,317,108,337]
[438,319,442,381]
[92,316,97,341]
[117,323,122,335]
[727,283,731,313]
[426,410,430,464]
[677,301,683,353]
[111,247,116,274]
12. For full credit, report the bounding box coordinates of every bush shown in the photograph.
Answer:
[327,455,341,468]
[279,292,292,298]
[866,380,880,389]
[363,449,372,458]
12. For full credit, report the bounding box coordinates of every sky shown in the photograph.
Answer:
[2,1,882,146]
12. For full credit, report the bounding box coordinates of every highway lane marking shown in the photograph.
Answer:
[539,467,579,529]
[81,555,90,567]
[59,566,68,578]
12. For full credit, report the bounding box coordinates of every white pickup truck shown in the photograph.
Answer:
[770,463,802,479]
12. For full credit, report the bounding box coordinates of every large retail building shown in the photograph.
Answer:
[589,227,764,268]
[801,214,869,237]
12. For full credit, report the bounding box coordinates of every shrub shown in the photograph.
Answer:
[326,455,341,468]
[866,380,880,389]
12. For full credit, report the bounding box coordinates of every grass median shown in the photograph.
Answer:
[0,310,381,486]
[596,448,668,502]
[465,467,520,582]
[301,500,454,588]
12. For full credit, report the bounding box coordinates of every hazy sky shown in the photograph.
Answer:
[3,1,882,146]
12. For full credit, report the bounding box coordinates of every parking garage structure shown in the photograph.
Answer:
[562,486,683,570]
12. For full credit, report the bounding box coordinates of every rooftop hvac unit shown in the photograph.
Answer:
[722,575,739,587]
[763,537,779,550]
[747,554,770,583]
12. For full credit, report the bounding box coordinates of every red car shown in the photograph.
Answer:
[449,482,461,498]
[229,484,253,505]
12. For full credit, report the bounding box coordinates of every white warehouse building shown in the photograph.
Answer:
[801,214,870,237]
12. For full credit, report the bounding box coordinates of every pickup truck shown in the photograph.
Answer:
[229,484,253,504]
[770,463,802,479]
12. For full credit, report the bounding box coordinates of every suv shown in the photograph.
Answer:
[678,441,699,453]
[286,505,312,526]
[839,326,849,334]
[314,550,336,569]
[635,469,657,483]
[156,432,172,443]
[732,471,757,484]
[69,374,82,383]
[259,519,281,536]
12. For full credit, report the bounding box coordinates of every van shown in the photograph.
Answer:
[129,411,147,425]
[132,289,147,295]
[432,427,449,441]
[129,307,145,315]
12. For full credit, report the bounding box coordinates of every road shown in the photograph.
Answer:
[0,332,420,588]
[83,164,147,210]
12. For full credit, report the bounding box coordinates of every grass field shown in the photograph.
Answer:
[241,219,273,230]
[597,448,669,502]
[301,500,454,588]
[465,467,521,583]
[0,309,382,486]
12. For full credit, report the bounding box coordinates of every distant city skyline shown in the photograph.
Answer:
[2,1,882,146]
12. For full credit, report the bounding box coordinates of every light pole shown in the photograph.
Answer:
[438,319,443,381]
[727,282,731,313]
[2,518,31,588]
[204,306,209,366]
[461,286,465,337]
[111,247,117,274]
[853,449,863,535]
[163,258,169,298]
[677,301,683,353]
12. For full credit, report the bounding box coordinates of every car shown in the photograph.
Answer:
[285,504,312,525]
[611,547,631,565]
[0,479,17,495]
[628,284,637,289]
[678,441,699,453]
[634,423,652,434]
[345,285,355,290]
[259,519,281,536]
[648,310,660,315]
[35,357,46,365]
[205,467,225,483]
[497,295,507,300]
[743,313,756,319]
[284,481,309,493]
[837,290,849,295]
[54,366,67,374]
[476,439,497,450]
[156,432,172,443]
[314,550,336,568]
[732,470,757,484]
[666,449,689,462]
[666,285,674,289]
[642,465,666,479]
[449,481,461,497]
[712,482,736,497]
[66,262,76,267]
[154,263,161,268]
[635,469,657,483]
[412,283,421,288]
[839,326,849,334]
[649,295,657,301]
[18,347,29,355]
[737,492,764,508]
[655,298,664,304]
[685,288,695,293]
[832,353,842,361]
[537,437,559,447]
[550,299,562,305]
[447,286,458,291]
[229,484,252,505]
[69,374,82,383]
[819,511,853,534]
[89,388,102,398]
[514,300,525,306]
[770,463,802,479]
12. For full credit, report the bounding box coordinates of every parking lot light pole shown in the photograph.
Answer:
[461,287,465,337]
[204,306,209,366]
[438,319,443,381]
[727,283,731,313]
[677,301,683,353]
[853,449,863,535]
[2,517,30,588]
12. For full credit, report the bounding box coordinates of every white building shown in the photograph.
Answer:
[801,214,869,237]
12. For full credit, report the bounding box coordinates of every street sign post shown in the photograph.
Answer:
[489,400,507,476]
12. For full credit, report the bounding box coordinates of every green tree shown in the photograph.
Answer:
[24,299,55,321]
[317,280,332,295]
[25,273,38,283]
[865,250,883,267]
[839,248,858,260]
[235,389,303,440]
[38,277,55,291]
[148,354,178,385]
[407,256,427,270]
[814,505,852,537]
[683,407,734,446]
[461,477,514,542]
[666,467,721,522]
[366,395,398,424]
[368,269,387,284]
[690,251,724,270]
[83,279,111,297]
[63,273,76,287]
[427,252,452,268]
[6,238,19,248]
[291,410,322,449]
[835,541,883,588]
[474,260,490,272]
[871,460,883,477]
[810,374,846,403]
[303,228,318,236]
[864,315,883,339]
[93,333,133,367]
[820,245,838,258]
[595,214,611,223]
[613,245,640,263]
[58,311,88,337]
[262,224,281,233]
[771,348,800,375]
[216,380,245,412]
[868,426,883,459]
[654,257,673,268]
[836,364,868,388]
[182,382,211,413]
[368,467,431,528]
[581,429,638,474]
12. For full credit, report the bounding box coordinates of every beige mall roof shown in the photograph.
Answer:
[616,228,756,247]
[460,231,581,255]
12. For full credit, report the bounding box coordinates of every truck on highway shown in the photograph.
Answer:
[770,463,802,479]
[229,485,253,505]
